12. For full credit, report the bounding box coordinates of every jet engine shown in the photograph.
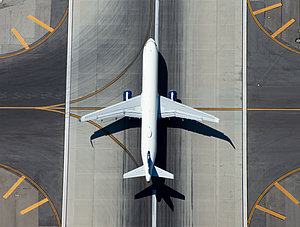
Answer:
[123,90,132,101]
[168,90,177,101]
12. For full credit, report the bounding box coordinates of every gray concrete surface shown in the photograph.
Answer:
[0,0,68,225]
[66,0,151,226]
[66,0,243,226]
[250,0,300,50]
[247,4,300,226]
[0,0,67,56]
[249,172,300,226]
[0,0,52,55]
[0,167,39,227]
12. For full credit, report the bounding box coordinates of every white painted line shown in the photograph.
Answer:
[62,0,73,226]
[242,0,248,225]
[153,1,159,226]
[152,190,157,227]
[155,0,159,50]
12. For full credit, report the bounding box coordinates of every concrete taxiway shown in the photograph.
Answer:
[64,0,243,226]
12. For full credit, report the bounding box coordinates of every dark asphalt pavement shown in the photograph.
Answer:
[247,5,300,226]
[0,0,68,225]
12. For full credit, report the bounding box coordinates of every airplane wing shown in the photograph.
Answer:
[159,96,219,123]
[80,95,142,122]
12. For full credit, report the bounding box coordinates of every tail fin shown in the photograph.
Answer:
[123,165,174,180]
[152,166,174,179]
[123,165,145,179]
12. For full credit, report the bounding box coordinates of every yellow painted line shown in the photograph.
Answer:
[253,3,282,15]
[275,182,299,204]
[20,198,49,215]
[27,15,54,32]
[3,176,25,199]
[255,205,286,220]
[4,106,300,111]
[248,108,300,111]
[1,8,68,59]
[248,168,300,226]
[0,164,61,227]
[247,0,300,55]
[271,19,295,38]
[11,28,29,50]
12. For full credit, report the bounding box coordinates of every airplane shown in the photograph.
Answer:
[80,38,219,183]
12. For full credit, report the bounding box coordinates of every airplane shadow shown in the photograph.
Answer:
[89,52,235,210]
[90,118,235,150]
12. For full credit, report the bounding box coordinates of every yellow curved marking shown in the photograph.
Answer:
[274,182,299,204]
[12,0,153,109]
[20,198,49,215]
[247,0,300,54]
[48,0,154,109]
[11,28,29,49]
[3,176,25,199]
[253,3,282,15]
[45,108,139,167]
[0,106,139,166]
[255,205,286,220]
[70,113,139,167]
[0,9,68,59]
[28,15,54,32]
[271,19,295,38]
[248,168,300,226]
[0,163,61,226]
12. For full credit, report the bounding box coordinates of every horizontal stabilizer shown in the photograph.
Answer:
[152,166,174,179]
[123,165,145,179]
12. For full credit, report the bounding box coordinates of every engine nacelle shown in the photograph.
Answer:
[123,90,132,101]
[168,90,177,101]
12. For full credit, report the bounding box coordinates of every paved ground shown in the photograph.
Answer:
[0,0,68,225]
[0,0,67,55]
[66,0,243,226]
[249,171,300,226]
[247,4,300,226]
[0,167,38,227]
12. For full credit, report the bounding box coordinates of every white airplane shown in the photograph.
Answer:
[80,38,219,183]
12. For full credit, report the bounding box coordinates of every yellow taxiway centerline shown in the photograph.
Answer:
[11,28,29,49]
[3,176,25,199]
[275,182,299,204]
[27,15,54,32]
[255,205,286,220]
[253,3,282,15]
[20,198,49,215]
[272,19,295,38]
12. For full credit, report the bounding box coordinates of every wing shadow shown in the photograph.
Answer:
[90,118,235,149]
[162,118,235,149]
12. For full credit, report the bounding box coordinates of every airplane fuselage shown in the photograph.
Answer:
[141,39,158,182]
[80,38,219,183]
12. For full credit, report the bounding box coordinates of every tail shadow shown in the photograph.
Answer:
[134,177,185,211]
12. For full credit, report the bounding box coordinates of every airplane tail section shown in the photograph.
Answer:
[123,165,145,179]
[152,166,174,179]
[123,165,173,180]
